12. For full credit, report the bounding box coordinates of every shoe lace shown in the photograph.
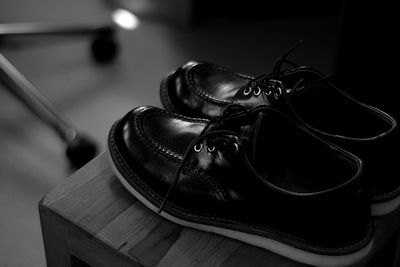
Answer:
[291,73,336,92]
[272,40,304,79]
[158,104,260,213]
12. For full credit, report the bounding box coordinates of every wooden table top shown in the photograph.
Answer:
[40,152,400,267]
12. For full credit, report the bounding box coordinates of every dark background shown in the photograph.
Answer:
[0,0,397,265]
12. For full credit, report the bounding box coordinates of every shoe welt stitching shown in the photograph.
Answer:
[187,63,251,104]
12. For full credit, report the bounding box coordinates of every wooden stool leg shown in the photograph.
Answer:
[391,229,400,267]
[70,255,91,267]
[40,199,142,267]
[39,204,72,267]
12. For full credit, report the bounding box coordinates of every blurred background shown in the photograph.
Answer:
[0,0,396,266]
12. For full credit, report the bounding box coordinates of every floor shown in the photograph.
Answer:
[0,1,341,266]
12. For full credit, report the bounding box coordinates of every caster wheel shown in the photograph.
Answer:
[90,34,119,63]
[66,135,98,169]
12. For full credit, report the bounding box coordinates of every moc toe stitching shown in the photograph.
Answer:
[187,63,250,105]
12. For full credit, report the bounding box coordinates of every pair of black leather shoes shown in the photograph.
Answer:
[108,56,397,266]
[160,60,399,216]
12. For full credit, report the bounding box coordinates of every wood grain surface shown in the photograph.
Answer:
[40,152,400,267]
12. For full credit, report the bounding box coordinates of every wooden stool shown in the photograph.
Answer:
[39,152,400,267]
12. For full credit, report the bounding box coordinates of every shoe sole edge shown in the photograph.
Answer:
[371,193,400,216]
[106,147,373,267]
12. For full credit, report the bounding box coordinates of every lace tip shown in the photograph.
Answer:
[273,40,304,78]
[290,40,304,52]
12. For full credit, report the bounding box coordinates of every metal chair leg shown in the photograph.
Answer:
[0,51,98,168]
[0,23,119,63]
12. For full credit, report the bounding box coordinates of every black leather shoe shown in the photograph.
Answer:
[108,105,373,267]
[160,60,398,216]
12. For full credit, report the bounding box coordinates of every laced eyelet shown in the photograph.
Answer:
[207,146,215,153]
[264,84,273,95]
[253,86,261,96]
[274,87,282,99]
[243,87,252,96]
[194,143,203,152]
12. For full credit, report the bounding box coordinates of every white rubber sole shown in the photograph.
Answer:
[107,149,372,267]
[371,192,400,216]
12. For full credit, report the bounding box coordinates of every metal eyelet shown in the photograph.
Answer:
[194,143,203,152]
[264,84,272,95]
[207,146,215,153]
[274,87,282,99]
[253,86,261,96]
[243,87,252,96]
[232,142,239,153]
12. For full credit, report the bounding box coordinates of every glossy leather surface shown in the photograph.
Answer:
[165,62,250,118]
[109,106,372,254]
[160,61,398,204]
